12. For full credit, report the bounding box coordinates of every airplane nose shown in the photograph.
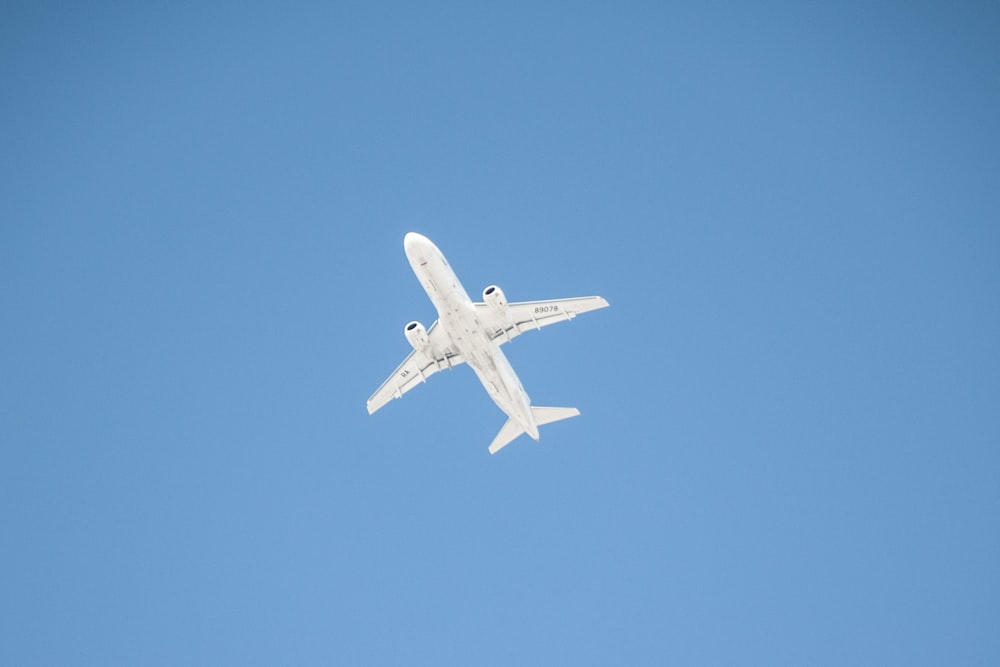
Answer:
[404,232,426,252]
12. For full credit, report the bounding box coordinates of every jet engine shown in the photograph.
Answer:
[483,285,508,316]
[404,320,430,353]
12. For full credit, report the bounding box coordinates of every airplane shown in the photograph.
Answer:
[366,232,609,454]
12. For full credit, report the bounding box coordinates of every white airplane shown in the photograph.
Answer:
[367,232,609,454]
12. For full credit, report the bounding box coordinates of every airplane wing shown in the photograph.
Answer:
[475,295,609,345]
[366,321,465,414]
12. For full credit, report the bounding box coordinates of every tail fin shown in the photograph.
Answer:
[488,407,580,455]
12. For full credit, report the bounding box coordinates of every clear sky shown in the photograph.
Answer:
[2,3,998,665]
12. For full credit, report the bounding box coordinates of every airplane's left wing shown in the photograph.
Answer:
[366,321,465,414]
[476,295,609,345]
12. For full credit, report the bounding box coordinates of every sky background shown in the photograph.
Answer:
[2,2,999,665]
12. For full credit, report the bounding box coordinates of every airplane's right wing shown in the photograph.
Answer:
[477,295,609,345]
[366,321,465,415]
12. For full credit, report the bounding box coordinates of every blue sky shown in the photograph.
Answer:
[2,2,998,665]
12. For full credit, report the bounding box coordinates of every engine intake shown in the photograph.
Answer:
[404,320,430,353]
[483,285,508,316]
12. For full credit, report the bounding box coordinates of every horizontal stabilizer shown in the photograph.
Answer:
[488,407,581,455]
[488,418,523,455]
[531,406,580,426]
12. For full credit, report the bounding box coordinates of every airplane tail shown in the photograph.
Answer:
[488,406,580,455]
[531,406,580,426]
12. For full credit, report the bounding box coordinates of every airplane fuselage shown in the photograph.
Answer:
[403,233,540,440]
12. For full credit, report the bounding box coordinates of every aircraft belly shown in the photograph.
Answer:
[409,234,534,433]
[441,309,521,416]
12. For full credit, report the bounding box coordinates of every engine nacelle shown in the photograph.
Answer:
[404,320,430,353]
[483,285,508,316]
